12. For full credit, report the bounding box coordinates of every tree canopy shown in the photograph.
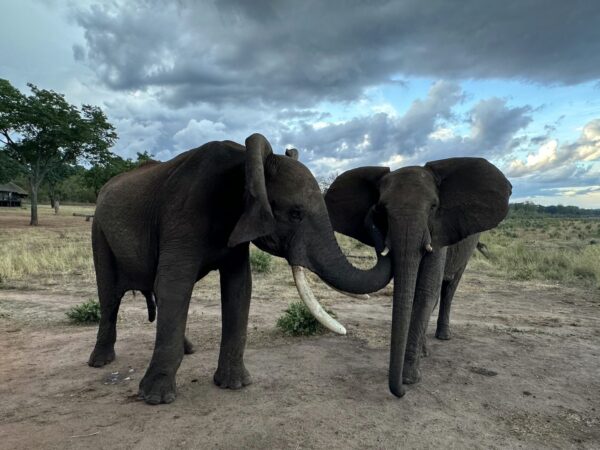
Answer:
[0,79,117,224]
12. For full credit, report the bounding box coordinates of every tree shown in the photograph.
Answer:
[84,154,134,198]
[46,163,77,208]
[0,151,22,183]
[0,79,117,225]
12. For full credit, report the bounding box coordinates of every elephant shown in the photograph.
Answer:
[88,133,392,405]
[324,158,511,397]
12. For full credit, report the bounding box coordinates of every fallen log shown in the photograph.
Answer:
[73,213,95,222]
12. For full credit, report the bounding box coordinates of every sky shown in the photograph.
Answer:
[2,0,600,207]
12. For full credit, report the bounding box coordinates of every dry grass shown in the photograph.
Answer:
[0,204,95,285]
[1,204,598,291]
[471,217,600,289]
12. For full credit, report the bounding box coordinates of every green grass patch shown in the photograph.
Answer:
[250,249,273,273]
[277,301,335,336]
[66,299,101,324]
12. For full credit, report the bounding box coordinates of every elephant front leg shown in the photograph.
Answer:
[214,245,252,389]
[403,249,446,385]
[138,263,196,405]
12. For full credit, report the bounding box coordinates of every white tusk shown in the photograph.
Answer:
[291,266,347,335]
[381,246,390,256]
[325,282,370,300]
[425,244,433,252]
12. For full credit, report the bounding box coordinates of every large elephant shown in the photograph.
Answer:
[89,133,392,405]
[324,158,511,397]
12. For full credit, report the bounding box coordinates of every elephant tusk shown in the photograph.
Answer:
[291,266,347,335]
[381,246,390,256]
[425,244,433,253]
[324,282,370,300]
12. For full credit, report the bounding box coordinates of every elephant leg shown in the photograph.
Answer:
[143,290,195,355]
[89,286,123,367]
[436,266,465,340]
[403,249,446,385]
[138,257,197,405]
[89,228,123,368]
[214,244,252,389]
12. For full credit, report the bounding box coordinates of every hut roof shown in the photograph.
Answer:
[0,182,28,195]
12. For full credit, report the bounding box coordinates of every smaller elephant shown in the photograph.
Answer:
[325,157,511,397]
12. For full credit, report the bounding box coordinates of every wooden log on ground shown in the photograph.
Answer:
[73,213,95,222]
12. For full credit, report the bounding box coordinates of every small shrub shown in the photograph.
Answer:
[573,266,596,282]
[277,301,335,336]
[66,299,101,324]
[250,249,273,273]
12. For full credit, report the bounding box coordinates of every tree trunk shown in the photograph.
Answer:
[29,177,39,226]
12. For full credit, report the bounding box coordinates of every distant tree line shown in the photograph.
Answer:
[510,202,600,218]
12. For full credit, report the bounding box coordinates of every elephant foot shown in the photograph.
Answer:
[213,362,252,390]
[183,336,195,355]
[138,371,177,405]
[435,326,451,340]
[402,360,421,385]
[88,345,115,367]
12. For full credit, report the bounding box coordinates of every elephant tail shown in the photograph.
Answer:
[141,290,157,322]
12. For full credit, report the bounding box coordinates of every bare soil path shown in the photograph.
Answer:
[1,270,599,449]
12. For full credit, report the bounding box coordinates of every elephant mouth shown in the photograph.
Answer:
[290,266,347,335]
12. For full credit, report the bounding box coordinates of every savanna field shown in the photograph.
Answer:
[0,204,599,448]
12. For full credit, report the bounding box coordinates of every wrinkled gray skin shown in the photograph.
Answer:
[325,158,511,397]
[89,134,392,405]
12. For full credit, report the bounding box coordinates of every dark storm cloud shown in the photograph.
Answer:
[73,0,600,108]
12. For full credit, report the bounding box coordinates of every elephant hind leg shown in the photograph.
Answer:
[435,267,465,340]
[89,225,123,367]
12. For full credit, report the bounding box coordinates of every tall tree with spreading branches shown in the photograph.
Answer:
[0,79,117,225]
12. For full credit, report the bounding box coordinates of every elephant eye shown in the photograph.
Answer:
[288,207,304,223]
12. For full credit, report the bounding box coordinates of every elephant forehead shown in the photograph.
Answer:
[266,156,322,202]
[380,167,438,202]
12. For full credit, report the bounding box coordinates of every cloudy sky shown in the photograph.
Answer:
[2,0,600,207]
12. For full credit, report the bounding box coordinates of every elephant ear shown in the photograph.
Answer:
[426,157,512,248]
[324,166,390,246]
[228,134,276,247]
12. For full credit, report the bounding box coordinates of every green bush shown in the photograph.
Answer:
[250,249,272,273]
[277,301,335,336]
[66,299,101,324]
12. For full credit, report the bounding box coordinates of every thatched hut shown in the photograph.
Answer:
[0,182,28,207]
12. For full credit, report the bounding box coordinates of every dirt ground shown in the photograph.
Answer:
[0,210,599,449]
[0,273,598,449]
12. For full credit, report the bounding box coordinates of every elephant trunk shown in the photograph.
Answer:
[388,220,423,397]
[304,219,393,295]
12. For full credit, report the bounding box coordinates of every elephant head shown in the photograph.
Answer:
[227,134,393,334]
[324,158,512,396]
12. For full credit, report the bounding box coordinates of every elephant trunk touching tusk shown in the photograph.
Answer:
[291,266,347,335]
